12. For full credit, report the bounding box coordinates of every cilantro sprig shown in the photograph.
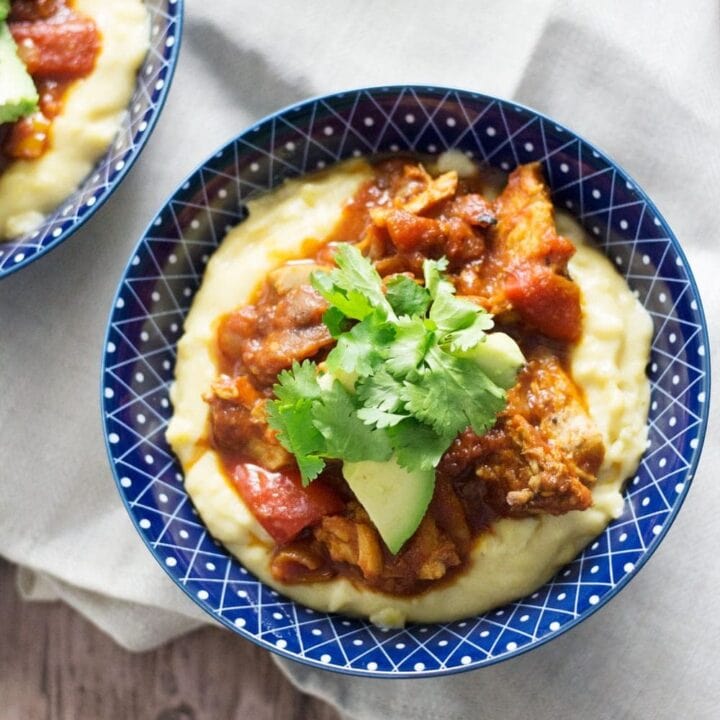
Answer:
[267,244,518,485]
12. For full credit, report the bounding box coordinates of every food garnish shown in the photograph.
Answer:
[267,243,524,551]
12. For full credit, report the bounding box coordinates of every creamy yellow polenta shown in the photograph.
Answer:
[166,160,652,627]
[0,0,149,240]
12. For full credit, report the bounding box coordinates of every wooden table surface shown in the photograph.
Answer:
[0,559,341,720]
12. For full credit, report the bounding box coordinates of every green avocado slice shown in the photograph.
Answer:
[460,331,525,390]
[0,21,39,124]
[343,456,435,554]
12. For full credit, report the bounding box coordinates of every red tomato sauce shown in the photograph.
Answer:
[205,158,603,596]
[1,0,101,165]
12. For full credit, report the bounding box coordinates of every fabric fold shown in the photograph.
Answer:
[16,567,210,652]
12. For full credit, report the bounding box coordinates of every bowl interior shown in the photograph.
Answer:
[0,0,183,279]
[102,87,709,677]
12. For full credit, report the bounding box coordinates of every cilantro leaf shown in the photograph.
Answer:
[404,346,507,438]
[422,257,451,299]
[267,400,326,485]
[267,362,327,485]
[385,274,430,317]
[355,370,410,430]
[311,244,393,321]
[272,360,323,404]
[429,289,480,335]
[401,371,463,437]
[356,406,408,429]
[311,380,393,463]
[323,306,350,337]
[445,312,494,352]
[332,244,392,313]
[355,368,406,414]
[311,270,375,321]
[384,316,434,376]
[326,321,379,377]
[424,258,493,353]
[388,419,453,472]
[326,311,394,378]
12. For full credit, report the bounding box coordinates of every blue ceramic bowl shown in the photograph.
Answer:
[0,0,184,279]
[101,86,710,677]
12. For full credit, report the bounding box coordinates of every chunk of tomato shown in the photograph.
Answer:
[230,464,344,545]
[10,17,100,79]
[505,265,582,342]
[384,209,443,253]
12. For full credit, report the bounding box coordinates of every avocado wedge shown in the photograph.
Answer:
[460,331,525,390]
[343,457,435,554]
[0,20,39,124]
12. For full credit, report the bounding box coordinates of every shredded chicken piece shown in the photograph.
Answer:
[368,164,458,221]
[210,374,260,403]
[493,162,575,269]
[394,164,458,214]
[270,542,335,583]
[404,516,461,581]
[428,476,472,553]
[315,514,384,580]
[453,162,582,339]
[472,352,603,515]
[208,371,291,470]
[311,501,462,593]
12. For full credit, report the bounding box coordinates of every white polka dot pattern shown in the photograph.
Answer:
[102,87,710,678]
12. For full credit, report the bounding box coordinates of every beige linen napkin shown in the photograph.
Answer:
[1,1,718,718]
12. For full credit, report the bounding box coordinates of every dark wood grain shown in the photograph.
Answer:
[0,559,341,720]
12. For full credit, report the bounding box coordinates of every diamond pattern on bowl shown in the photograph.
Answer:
[102,87,710,677]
